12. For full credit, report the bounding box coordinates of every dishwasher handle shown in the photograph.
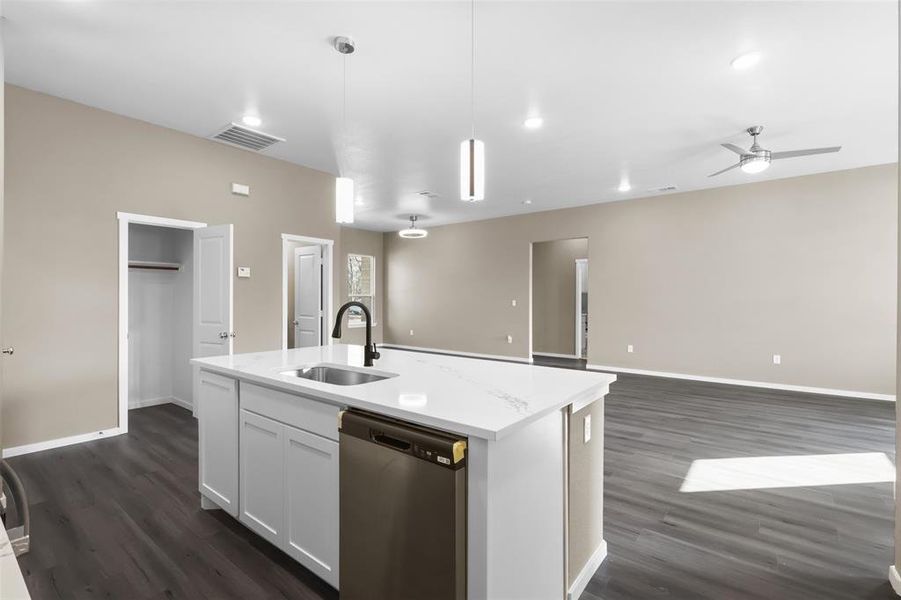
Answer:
[371,431,412,452]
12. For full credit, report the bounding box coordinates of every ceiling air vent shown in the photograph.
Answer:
[210,123,285,152]
[656,185,678,193]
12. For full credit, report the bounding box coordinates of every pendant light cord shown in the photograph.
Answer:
[342,54,348,161]
[470,0,475,139]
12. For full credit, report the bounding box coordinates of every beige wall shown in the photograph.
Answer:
[895,111,900,572]
[337,227,385,347]
[285,228,384,348]
[533,238,588,356]
[386,164,898,395]
[568,399,604,588]
[1,85,381,449]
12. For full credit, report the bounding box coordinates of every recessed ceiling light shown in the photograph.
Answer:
[523,116,544,129]
[730,51,761,70]
[522,199,532,205]
[617,181,632,193]
[242,114,262,127]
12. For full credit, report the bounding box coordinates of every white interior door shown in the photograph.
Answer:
[194,224,234,358]
[294,245,322,348]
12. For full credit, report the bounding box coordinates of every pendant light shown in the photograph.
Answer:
[335,36,355,224]
[399,216,428,239]
[460,0,485,202]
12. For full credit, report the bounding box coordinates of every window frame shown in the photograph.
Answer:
[346,253,376,328]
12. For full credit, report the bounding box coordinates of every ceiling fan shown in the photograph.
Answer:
[709,126,841,177]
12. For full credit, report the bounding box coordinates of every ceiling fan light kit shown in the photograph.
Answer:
[709,125,841,178]
[399,215,428,239]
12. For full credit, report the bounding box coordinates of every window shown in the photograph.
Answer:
[347,254,375,327]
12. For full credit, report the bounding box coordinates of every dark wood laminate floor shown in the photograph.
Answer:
[6,370,898,600]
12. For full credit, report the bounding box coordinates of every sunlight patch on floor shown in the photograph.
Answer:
[679,452,895,493]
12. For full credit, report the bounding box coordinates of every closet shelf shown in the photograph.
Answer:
[128,260,182,271]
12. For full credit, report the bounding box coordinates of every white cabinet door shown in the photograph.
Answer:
[284,425,340,588]
[239,409,285,547]
[198,371,239,516]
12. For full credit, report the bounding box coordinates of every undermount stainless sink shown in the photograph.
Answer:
[281,365,393,386]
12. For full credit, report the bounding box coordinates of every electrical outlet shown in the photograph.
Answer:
[584,414,592,444]
[511,299,517,307]
[506,335,513,344]
[409,329,414,336]
[773,354,781,365]
[627,344,634,353]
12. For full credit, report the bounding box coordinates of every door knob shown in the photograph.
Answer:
[218,332,228,339]
[1,347,13,356]
[229,332,237,338]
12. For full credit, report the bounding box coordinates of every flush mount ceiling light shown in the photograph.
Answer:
[617,180,632,192]
[730,51,761,70]
[460,0,485,202]
[335,36,356,224]
[399,215,428,239]
[523,116,543,129]
[241,114,262,128]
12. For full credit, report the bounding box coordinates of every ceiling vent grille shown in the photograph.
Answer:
[656,185,678,193]
[210,123,285,152]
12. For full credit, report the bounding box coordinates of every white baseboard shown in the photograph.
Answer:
[382,343,532,364]
[170,396,193,411]
[889,565,901,595]
[532,352,581,360]
[586,363,895,402]
[2,427,125,458]
[568,540,608,600]
[130,396,193,411]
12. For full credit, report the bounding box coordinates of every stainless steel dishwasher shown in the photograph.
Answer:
[339,409,467,600]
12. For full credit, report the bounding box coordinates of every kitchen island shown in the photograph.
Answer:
[192,344,615,600]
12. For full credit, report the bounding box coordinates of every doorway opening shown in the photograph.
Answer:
[281,234,334,349]
[117,212,234,433]
[530,237,589,362]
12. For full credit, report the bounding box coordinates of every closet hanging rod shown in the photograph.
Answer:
[128,260,182,271]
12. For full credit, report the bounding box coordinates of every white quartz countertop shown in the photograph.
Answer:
[192,345,616,440]
[0,519,29,599]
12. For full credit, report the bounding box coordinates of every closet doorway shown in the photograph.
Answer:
[281,234,334,350]
[117,212,234,433]
[530,237,589,361]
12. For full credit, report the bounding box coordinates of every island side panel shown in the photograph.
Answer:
[567,398,607,599]
[468,408,566,600]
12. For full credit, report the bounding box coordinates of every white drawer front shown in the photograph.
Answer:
[241,382,339,441]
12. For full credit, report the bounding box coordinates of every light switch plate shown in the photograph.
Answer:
[627,344,634,353]
[773,354,781,365]
[511,299,517,307]
[409,329,414,336]
[237,267,251,278]
[506,335,513,344]
[584,414,592,443]
[231,182,250,196]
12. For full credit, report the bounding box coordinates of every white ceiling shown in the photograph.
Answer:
[3,1,897,231]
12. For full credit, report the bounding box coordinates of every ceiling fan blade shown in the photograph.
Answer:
[771,146,842,160]
[721,143,747,156]
[708,163,741,177]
